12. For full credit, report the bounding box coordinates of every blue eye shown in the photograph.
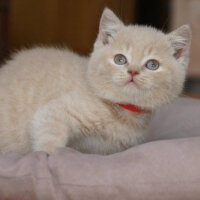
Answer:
[114,54,127,65]
[145,60,159,70]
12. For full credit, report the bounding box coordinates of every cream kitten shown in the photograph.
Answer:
[0,8,191,154]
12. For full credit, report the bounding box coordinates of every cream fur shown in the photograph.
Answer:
[0,8,191,154]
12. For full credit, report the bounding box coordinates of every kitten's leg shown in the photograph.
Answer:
[30,100,77,154]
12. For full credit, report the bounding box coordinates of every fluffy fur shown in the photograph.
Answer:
[0,8,191,154]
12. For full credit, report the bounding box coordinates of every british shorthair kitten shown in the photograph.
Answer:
[0,8,191,154]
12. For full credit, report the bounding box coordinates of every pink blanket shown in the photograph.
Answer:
[0,97,200,200]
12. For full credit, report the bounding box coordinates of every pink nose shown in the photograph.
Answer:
[128,70,139,77]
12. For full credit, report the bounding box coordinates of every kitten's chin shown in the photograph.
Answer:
[99,90,159,111]
[120,89,161,110]
[92,81,174,111]
[122,83,141,97]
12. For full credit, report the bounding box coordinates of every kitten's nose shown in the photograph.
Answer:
[128,70,139,77]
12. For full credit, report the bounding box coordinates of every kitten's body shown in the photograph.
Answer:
[0,9,191,154]
[0,48,150,154]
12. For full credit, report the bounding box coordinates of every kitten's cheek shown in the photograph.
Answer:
[112,79,127,87]
[112,76,130,87]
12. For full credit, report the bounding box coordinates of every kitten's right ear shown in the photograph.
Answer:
[95,8,123,47]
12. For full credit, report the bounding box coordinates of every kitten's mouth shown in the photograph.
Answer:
[129,79,134,83]
[127,78,137,87]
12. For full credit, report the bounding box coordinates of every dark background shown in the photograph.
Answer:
[0,0,199,97]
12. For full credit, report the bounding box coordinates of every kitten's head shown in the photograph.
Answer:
[87,8,192,110]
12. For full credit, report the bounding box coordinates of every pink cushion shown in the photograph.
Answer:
[0,97,200,200]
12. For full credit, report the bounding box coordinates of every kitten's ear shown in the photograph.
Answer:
[168,25,192,65]
[95,8,123,47]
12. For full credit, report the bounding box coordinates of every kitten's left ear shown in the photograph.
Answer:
[168,25,192,66]
[95,8,123,48]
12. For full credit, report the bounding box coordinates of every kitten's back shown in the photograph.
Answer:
[0,47,88,104]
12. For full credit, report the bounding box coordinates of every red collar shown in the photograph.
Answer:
[118,104,143,113]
